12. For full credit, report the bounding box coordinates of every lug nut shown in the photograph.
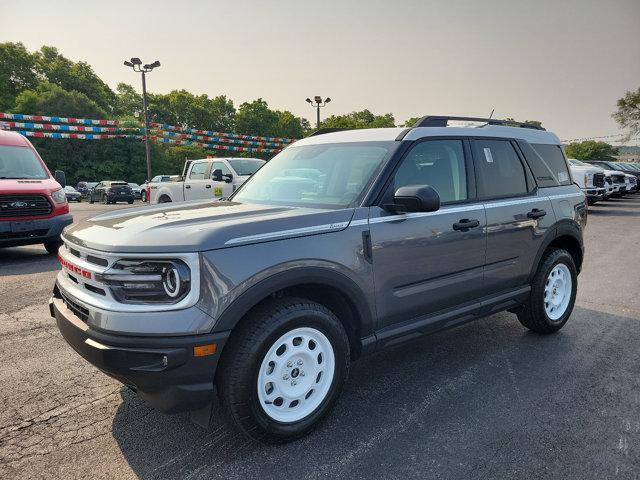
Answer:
[287,361,293,367]
[300,371,305,377]
[291,380,297,386]
[297,359,303,366]
[283,374,290,380]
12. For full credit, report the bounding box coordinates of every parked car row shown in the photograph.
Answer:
[568,158,638,205]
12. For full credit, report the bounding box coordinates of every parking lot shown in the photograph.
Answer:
[0,196,639,479]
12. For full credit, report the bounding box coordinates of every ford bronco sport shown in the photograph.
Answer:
[51,116,586,443]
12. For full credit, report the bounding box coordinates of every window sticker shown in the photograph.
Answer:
[558,171,569,182]
[483,148,494,163]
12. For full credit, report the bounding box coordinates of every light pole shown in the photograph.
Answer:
[306,96,331,129]
[124,57,160,182]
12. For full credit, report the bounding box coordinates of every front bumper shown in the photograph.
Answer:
[50,285,229,413]
[0,213,73,247]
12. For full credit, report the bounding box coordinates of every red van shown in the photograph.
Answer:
[0,129,72,253]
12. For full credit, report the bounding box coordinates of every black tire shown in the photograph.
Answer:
[141,191,146,202]
[128,199,134,204]
[89,196,94,204]
[44,240,63,254]
[217,297,350,443]
[158,196,171,203]
[102,194,108,204]
[517,248,577,334]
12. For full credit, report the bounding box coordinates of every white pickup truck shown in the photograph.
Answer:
[149,157,265,204]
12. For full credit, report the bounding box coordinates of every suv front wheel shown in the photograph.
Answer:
[217,298,350,443]
[517,248,577,333]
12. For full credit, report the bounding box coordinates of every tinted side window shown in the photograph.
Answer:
[394,139,467,203]
[531,144,571,186]
[473,140,528,198]
[189,162,208,180]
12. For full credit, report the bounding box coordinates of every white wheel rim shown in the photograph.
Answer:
[544,264,572,321]
[257,327,335,423]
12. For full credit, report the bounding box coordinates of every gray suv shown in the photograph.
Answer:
[50,116,587,443]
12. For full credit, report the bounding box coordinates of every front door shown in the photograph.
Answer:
[370,138,487,328]
[210,161,235,199]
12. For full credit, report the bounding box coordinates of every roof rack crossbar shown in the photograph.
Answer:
[413,116,545,131]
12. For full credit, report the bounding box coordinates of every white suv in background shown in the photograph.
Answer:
[567,159,607,204]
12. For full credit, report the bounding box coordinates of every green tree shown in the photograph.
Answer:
[564,140,619,161]
[147,90,236,132]
[612,87,640,138]
[33,46,116,114]
[114,83,143,118]
[235,98,280,136]
[14,82,108,118]
[0,42,39,111]
[320,110,396,129]
[403,117,421,127]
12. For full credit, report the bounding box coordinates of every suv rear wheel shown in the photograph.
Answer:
[517,248,577,333]
[217,298,350,443]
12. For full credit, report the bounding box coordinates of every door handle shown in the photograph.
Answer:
[205,184,211,189]
[185,185,191,189]
[453,218,480,231]
[527,208,546,219]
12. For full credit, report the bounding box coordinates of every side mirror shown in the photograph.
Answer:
[392,185,440,213]
[212,169,223,182]
[223,173,233,183]
[54,170,66,188]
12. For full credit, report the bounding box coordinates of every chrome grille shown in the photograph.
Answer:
[0,194,52,218]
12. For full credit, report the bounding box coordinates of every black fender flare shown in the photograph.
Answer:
[528,219,584,282]
[212,266,375,337]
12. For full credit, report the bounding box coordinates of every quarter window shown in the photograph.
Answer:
[531,144,571,186]
[473,140,528,198]
[394,140,468,203]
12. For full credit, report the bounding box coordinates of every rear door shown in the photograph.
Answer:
[370,138,487,328]
[472,138,554,294]
[183,161,212,201]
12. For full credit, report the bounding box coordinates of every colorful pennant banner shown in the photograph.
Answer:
[151,128,289,148]
[149,122,295,144]
[151,135,281,154]
[13,130,144,141]
[3,121,143,134]
[0,112,118,126]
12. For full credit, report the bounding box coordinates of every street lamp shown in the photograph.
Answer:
[124,57,160,182]
[306,96,331,129]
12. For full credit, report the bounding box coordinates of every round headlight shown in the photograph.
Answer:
[163,265,181,298]
[51,188,67,204]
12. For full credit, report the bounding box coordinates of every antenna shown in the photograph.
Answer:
[488,108,495,119]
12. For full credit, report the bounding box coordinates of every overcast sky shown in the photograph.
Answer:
[2,0,639,141]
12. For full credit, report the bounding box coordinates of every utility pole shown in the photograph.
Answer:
[306,96,331,129]
[124,57,160,181]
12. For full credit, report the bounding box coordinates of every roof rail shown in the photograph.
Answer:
[413,116,545,131]
[308,128,353,137]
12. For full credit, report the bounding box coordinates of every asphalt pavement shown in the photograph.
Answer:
[0,196,639,479]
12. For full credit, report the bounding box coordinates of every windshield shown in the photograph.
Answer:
[232,142,397,209]
[64,186,78,192]
[0,145,48,180]
[569,159,587,166]
[129,183,140,188]
[228,159,266,176]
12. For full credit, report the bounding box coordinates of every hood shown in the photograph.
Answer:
[0,178,62,196]
[569,165,604,175]
[63,200,355,253]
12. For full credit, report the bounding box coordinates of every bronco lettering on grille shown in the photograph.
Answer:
[58,255,92,279]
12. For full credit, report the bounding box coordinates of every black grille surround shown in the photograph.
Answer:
[0,194,53,218]
[612,174,625,184]
[593,173,605,188]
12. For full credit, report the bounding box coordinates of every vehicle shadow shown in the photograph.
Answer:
[0,246,60,275]
[111,305,639,480]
